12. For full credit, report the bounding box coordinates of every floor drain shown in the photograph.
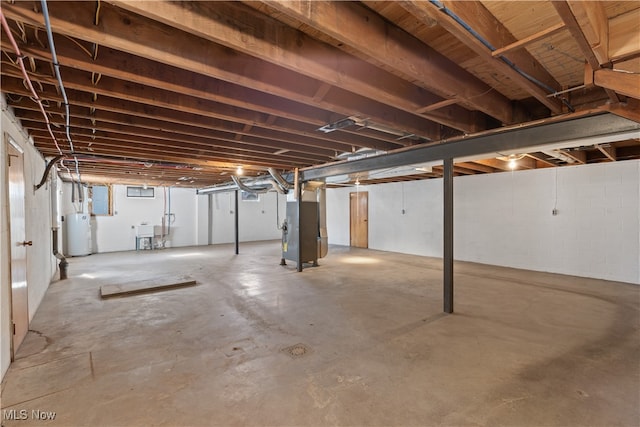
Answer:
[281,343,311,359]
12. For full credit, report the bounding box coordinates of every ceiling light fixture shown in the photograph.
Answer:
[236,166,244,175]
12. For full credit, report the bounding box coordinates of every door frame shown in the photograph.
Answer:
[5,134,28,360]
[349,190,368,248]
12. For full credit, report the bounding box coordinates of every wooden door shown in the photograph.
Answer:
[350,191,368,248]
[7,140,29,357]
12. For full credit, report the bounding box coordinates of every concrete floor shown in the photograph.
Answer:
[1,241,639,426]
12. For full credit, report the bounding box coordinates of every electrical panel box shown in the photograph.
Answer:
[282,201,319,266]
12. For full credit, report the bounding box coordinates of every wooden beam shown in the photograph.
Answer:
[1,73,396,154]
[473,158,510,171]
[399,0,563,114]
[567,1,609,65]
[609,8,640,62]
[312,83,332,102]
[246,0,508,125]
[596,145,617,161]
[22,121,330,168]
[416,99,459,114]
[553,1,619,103]
[594,69,640,100]
[1,37,401,150]
[455,162,495,173]
[9,100,357,157]
[2,2,444,140]
[491,23,567,57]
[560,149,587,164]
[105,1,452,137]
[553,1,599,69]
[526,153,557,167]
[604,99,640,123]
[274,0,508,123]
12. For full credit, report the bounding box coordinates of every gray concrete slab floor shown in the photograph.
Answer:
[1,241,639,426]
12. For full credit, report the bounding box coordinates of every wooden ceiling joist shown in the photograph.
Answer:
[398,0,563,113]
[1,1,638,187]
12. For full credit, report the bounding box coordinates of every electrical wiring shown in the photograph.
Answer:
[429,0,575,112]
[0,9,64,155]
[40,0,83,193]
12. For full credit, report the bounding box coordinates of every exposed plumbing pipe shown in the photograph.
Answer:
[40,0,84,189]
[52,228,68,280]
[49,176,67,279]
[34,155,63,190]
[429,0,574,112]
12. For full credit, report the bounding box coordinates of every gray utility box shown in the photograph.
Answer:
[282,201,319,266]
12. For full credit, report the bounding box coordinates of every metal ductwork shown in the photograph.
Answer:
[197,173,294,195]
[542,150,576,164]
[268,168,292,192]
[231,175,270,194]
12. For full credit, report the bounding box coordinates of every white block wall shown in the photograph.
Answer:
[1,100,57,380]
[208,191,286,244]
[61,184,199,252]
[59,186,286,252]
[327,160,640,284]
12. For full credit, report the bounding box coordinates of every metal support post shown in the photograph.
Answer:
[296,169,303,272]
[443,158,454,313]
[234,190,239,255]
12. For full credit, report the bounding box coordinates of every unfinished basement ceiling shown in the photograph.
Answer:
[1,1,638,188]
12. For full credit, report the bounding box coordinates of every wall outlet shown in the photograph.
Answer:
[552,208,558,216]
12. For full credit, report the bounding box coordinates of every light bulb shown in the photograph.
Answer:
[236,166,244,175]
[508,158,517,170]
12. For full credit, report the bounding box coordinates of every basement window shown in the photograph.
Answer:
[127,186,155,198]
[90,185,113,216]
[241,191,259,202]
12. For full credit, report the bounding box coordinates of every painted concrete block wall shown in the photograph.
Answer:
[207,191,286,244]
[453,161,639,284]
[61,185,199,253]
[327,160,639,284]
[2,101,57,380]
[209,191,235,244]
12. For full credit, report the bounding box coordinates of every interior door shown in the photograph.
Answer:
[350,191,368,248]
[7,140,29,357]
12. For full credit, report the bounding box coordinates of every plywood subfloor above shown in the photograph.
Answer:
[100,275,196,299]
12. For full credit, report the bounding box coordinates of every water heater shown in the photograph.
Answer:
[66,213,91,256]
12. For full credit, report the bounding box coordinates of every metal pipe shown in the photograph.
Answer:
[35,155,63,190]
[231,175,270,194]
[268,168,292,191]
[52,228,68,280]
[429,0,574,111]
[268,179,286,195]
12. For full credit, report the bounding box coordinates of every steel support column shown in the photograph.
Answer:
[443,158,454,313]
[234,190,239,255]
[296,169,303,272]
[207,194,213,245]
